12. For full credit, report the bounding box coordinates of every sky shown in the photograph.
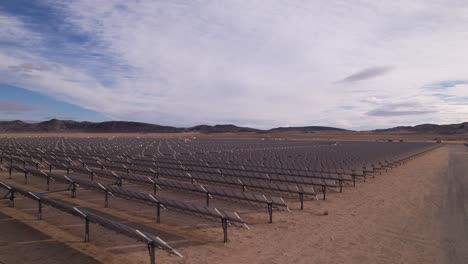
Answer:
[1,0,468,130]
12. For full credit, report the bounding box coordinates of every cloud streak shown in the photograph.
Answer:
[338,66,394,83]
[367,109,435,117]
[0,101,43,114]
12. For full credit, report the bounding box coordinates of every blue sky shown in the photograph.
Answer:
[0,84,108,122]
[1,1,468,129]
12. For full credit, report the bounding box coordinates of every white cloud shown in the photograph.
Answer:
[1,1,468,129]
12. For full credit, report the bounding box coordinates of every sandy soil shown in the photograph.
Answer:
[0,145,466,264]
[173,145,453,264]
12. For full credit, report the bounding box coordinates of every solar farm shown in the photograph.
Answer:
[0,137,440,263]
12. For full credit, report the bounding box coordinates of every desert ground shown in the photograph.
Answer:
[0,131,466,142]
[0,137,467,264]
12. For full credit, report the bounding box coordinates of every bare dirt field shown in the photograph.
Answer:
[0,144,467,264]
[0,132,466,142]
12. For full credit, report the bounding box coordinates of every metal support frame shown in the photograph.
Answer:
[147,242,156,264]
[222,218,228,243]
[46,176,50,191]
[322,185,327,200]
[299,192,304,210]
[339,180,343,193]
[9,191,15,207]
[104,191,109,208]
[267,203,273,224]
[24,171,28,185]
[206,192,210,207]
[156,202,161,223]
[38,200,42,220]
[70,183,77,198]
[84,217,90,242]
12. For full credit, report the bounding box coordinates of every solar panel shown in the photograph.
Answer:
[0,182,182,262]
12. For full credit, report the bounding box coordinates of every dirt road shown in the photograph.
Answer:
[436,145,468,263]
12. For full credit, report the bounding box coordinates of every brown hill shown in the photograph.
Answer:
[1,119,467,134]
[372,123,468,135]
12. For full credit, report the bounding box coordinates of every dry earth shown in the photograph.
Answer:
[0,144,467,264]
[0,132,466,142]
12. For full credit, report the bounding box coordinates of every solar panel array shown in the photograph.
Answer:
[0,181,182,263]
[0,137,440,263]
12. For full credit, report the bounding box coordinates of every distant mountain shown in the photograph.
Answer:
[268,126,350,133]
[0,119,350,133]
[0,119,259,133]
[372,122,468,135]
[0,119,182,133]
[189,124,261,133]
[1,119,467,134]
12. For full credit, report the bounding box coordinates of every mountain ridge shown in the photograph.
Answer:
[0,119,467,134]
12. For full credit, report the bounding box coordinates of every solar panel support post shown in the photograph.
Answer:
[70,183,77,198]
[206,192,210,207]
[66,168,70,176]
[104,191,109,208]
[46,176,50,191]
[84,217,90,242]
[38,200,42,220]
[352,176,356,187]
[299,192,304,210]
[49,164,52,173]
[322,186,327,200]
[8,191,14,207]
[24,171,28,185]
[156,202,161,223]
[8,167,12,179]
[90,172,94,181]
[267,203,273,224]
[339,180,343,193]
[147,242,156,264]
[222,218,228,243]
[153,183,157,195]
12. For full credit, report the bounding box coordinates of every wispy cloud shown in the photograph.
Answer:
[338,66,394,83]
[367,109,435,117]
[1,1,468,129]
[367,102,436,117]
[0,101,43,114]
[423,80,468,90]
